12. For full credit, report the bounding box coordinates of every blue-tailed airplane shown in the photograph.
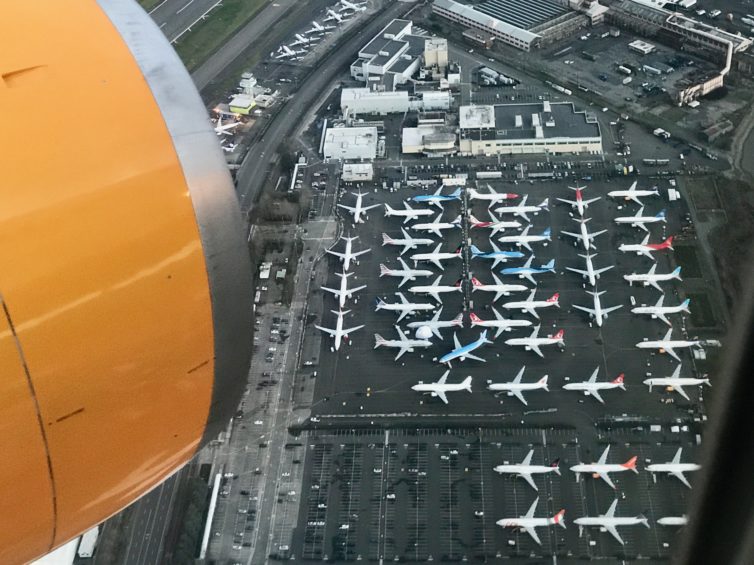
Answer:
[411,186,462,209]
[438,330,492,366]
[470,241,525,268]
[500,256,555,285]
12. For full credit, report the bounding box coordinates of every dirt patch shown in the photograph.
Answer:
[685,178,722,210]
[674,245,703,279]
[686,292,716,329]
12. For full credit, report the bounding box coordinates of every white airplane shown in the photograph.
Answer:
[493,195,549,222]
[409,243,462,270]
[556,184,600,217]
[326,235,370,271]
[406,307,464,339]
[643,365,710,401]
[382,228,434,255]
[615,207,667,232]
[410,213,461,237]
[438,331,492,366]
[574,499,649,545]
[570,445,638,490]
[619,234,674,260]
[412,371,472,404]
[624,265,682,291]
[573,290,622,327]
[632,296,690,326]
[636,328,701,362]
[500,256,556,285]
[562,368,625,404]
[468,212,522,235]
[566,253,614,288]
[470,274,528,302]
[502,289,559,319]
[498,226,551,252]
[505,325,564,358]
[493,450,561,491]
[646,448,700,489]
[467,185,519,206]
[305,20,334,34]
[324,8,346,23]
[657,516,688,527]
[607,180,660,206]
[496,498,566,546]
[383,202,435,224]
[374,326,432,360]
[338,0,366,12]
[379,258,433,288]
[315,309,364,351]
[338,191,381,224]
[561,217,607,251]
[469,309,532,338]
[274,45,305,59]
[320,270,366,308]
[221,142,238,153]
[408,275,462,303]
[488,366,549,406]
[290,33,314,46]
[213,116,239,136]
[375,292,435,322]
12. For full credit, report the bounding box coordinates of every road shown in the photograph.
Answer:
[148,0,223,43]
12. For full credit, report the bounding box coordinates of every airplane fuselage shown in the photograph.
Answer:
[646,462,701,474]
[494,464,559,477]
[439,339,486,364]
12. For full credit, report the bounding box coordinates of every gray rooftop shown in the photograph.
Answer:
[382,18,411,38]
[475,0,570,31]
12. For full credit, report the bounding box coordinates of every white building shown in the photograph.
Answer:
[322,126,378,160]
[424,37,449,70]
[341,88,451,115]
[402,125,457,155]
[342,163,374,182]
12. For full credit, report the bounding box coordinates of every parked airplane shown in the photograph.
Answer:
[326,235,370,271]
[493,195,549,222]
[213,116,239,136]
[500,256,555,285]
[643,365,710,401]
[374,326,432,360]
[636,328,701,362]
[338,191,381,224]
[320,270,366,308]
[573,290,622,327]
[406,307,464,339]
[379,258,433,287]
[570,445,638,489]
[624,265,682,291]
[412,372,472,404]
[375,292,435,322]
[383,202,435,223]
[305,20,334,34]
[408,275,462,303]
[496,498,566,546]
[504,325,564,358]
[561,217,607,251]
[339,0,367,12]
[411,187,462,208]
[324,8,345,22]
[290,33,314,46]
[607,180,660,206]
[562,368,625,404]
[556,184,600,216]
[566,253,614,288]
[273,45,305,59]
[468,212,522,235]
[439,330,492,366]
[315,309,364,351]
[498,226,551,252]
[657,516,688,526]
[221,143,237,153]
[469,242,525,268]
[632,296,690,326]
[619,235,674,260]
[614,207,667,232]
[502,290,559,319]
[467,184,518,206]
[488,366,549,406]
[410,213,461,237]
[382,228,434,255]
[469,309,532,338]
[646,448,700,489]
[574,499,649,545]
[493,450,561,491]
[409,243,462,270]
[470,274,528,302]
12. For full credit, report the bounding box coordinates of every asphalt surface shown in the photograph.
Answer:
[148,0,223,43]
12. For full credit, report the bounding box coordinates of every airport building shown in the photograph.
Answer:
[322,126,378,161]
[341,163,374,182]
[458,102,602,155]
[340,88,451,115]
[402,125,457,155]
[432,0,588,51]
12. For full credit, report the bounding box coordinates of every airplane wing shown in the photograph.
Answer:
[590,229,608,240]
[605,499,618,517]
[363,203,382,211]
[399,242,412,255]
[315,325,336,337]
[648,279,663,291]
[522,273,537,285]
[598,471,616,489]
[338,204,356,213]
[561,230,580,239]
[588,367,599,383]
[603,305,622,316]
[396,326,407,341]
[635,221,649,233]
[639,248,657,261]
[516,211,531,223]
[529,344,544,358]
[512,389,528,405]
[674,385,690,401]
[604,524,625,545]
[520,240,533,252]
[524,306,540,319]
[589,389,605,404]
[598,446,611,464]
[342,324,364,336]
[521,450,534,466]
[436,390,449,404]
[394,346,409,361]
[320,286,341,297]
[348,284,367,296]
[431,257,445,270]
[325,249,345,259]
[556,197,576,206]
[665,347,681,362]
[463,352,486,363]
[656,312,671,326]
[671,471,692,488]
[353,248,370,258]
[395,309,410,323]
[573,304,595,317]
[523,525,542,546]
[429,290,443,303]
[520,473,538,491]
[398,274,411,288]
[566,266,588,277]
[437,371,449,385]
[453,333,461,349]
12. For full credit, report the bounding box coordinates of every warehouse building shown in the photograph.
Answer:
[322,126,378,161]
[341,88,451,115]
[458,101,602,155]
[402,125,457,155]
[433,0,588,51]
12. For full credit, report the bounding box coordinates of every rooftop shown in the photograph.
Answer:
[433,0,540,44]
[475,0,570,31]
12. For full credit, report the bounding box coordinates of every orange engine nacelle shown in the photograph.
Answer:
[0,1,251,562]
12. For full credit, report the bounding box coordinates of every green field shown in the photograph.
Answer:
[174,0,267,72]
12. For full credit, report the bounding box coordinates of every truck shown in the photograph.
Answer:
[617,65,632,76]
[653,128,671,140]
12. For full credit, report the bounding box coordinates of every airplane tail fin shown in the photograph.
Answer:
[462,376,473,392]
[553,509,566,528]
[542,227,552,239]
[547,293,560,306]
[551,458,561,475]
[657,209,667,221]
[379,264,391,277]
[543,259,555,271]
[540,375,549,391]
[637,514,650,528]
[539,198,549,210]
[451,188,462,198]
[622,456,638,473]
[612,373,625,389]
[662,236,674,249]
[454,245,463,255]
[384,203,395,214]
[468,213,481,227]
[681,298,691,312]
[481,330,493,344]
[470,276,482,288]
[672,266,682,280]
[470,244,481,256]
[375,298,386,309]
[382,233,394,245]
[374,334,386,348]
[553,329,564,342]
[452,312,464,326]
[469,312,482,325]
